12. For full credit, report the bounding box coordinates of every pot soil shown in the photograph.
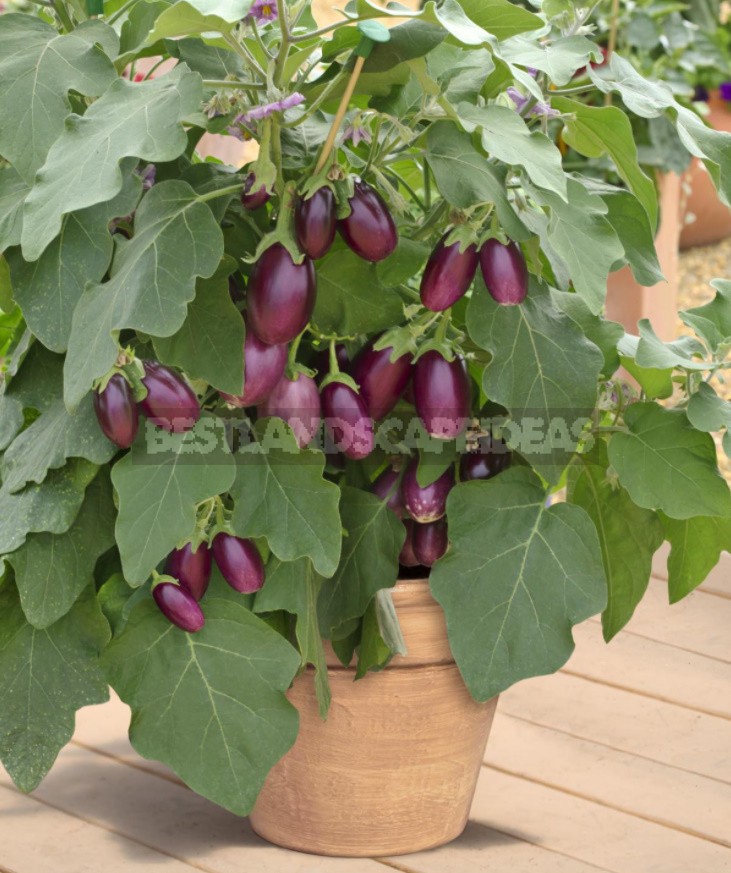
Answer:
[249,577,498,857]
[680,91,731,250]
[605,172,682,341]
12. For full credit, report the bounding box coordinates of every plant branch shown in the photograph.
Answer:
[203,78,267,90]
[314,55,366,174]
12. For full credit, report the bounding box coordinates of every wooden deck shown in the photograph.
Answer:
[1,546,730,872]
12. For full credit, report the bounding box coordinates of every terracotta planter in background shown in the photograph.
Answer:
[680,91,731,250]
[250,578,498,857]
[605,172,682,341]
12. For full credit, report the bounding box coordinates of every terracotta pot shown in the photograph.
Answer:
[605,172,682,341]
[249,578,498,857]
[680,91,731,250]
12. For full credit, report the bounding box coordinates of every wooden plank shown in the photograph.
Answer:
[652,542,731,599]
[485,713,731,846]
[567,621,731,719]
[389,821,613,873]
[0,782,201,873]
[500,673,731,782]
[470,768,731,873]
[0,740,392,873]
[603,577,731,663]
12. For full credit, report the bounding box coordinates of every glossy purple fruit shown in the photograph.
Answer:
[399,520,420,568]
[247,244,316,345]
[460,435,512,482]
[140,361,200,433]
[401,459,454,523]
[153,582,205,633]
[372,467,404,517]
[412,518,448,567]
[321,381,374,460]
[259,372,321,448]
[241,173,270,210]
[413,350,471,439]
[479,239,528,305]
[212,533,265,593]
[295,188,337,260]
[93,373,138,449]
[338,180,398,262]
[420,234,479,312]
[221,323,287,408]
[165,543,212,602]
[351,340,413,421]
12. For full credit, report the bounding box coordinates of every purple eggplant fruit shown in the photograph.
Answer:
[479,239,528,305]
[460,435,512,482]
[247,244,316,345]
[399,520,420,568]
[153,582,205,632]
[372,467,404,517]
[295,188,337,260]
[93,373,139,449]
[140,361,200,433]
[259,372,322,448]
[221,323,287,408]
[420,234,479,312]
[401,459,454,523]
[413,350,471,439]
[240,173,270,211]
[338,180,398,263]
[321,381,374,461]
[165,543,212,602]
[212,533,265,593]
[351,340,413,421]
[412,518,448,567]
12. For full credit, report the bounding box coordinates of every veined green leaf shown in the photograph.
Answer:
[660,513,731,603]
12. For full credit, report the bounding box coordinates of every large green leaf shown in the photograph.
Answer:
[660,513,731,603]
[254,556,331,718]
[467,280,603,480]
[632,319,708,371]
[431,468,607,701]
[111,416,236,584]
[0,459,98,556]
[552,98,658,228]
[452,0,542,41]
[21,66,203,260]
[457,103,567,200]
[147,0,254,42]
[8,472,115,629]
[500,34,598,86]
[568,442,663,641]
[153,271,245,395]
[687,383,731,454]
[601,189,664,287]
[8,172,142,354]
[317,486,405,639]
[64,180,223,410]
[2,348,115,493]
[590,55,731,203]
[426,122,529,241]
[608,402,731,520]
[231,427,342,578]
[0,584,110,792]
[522,179,624,313]
[680,280,731,353]
[313,249,403,338]
[0,395,23,451]
[0,14,116,184]
[550,290,624,378]
[103,578,300,816]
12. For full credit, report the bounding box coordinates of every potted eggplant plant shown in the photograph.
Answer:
[1,0,731,858]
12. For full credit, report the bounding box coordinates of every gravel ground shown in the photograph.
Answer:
[678,237,731,479]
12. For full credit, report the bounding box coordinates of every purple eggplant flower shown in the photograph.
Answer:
[235,93,305,126]
[507,87,559,118]
[720,81,731,102]
[248,0,278,24]
[342,122,372,147]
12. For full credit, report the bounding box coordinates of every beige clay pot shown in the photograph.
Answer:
[605,172,682,341]
[249,578,498,857]
[680,91,731,250]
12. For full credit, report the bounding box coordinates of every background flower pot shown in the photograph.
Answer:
[680,91,731,250]
[605,172,682,340]
[249,578,498,857]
